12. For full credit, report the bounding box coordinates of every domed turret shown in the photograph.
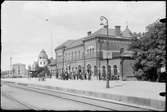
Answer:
[38,49,48,67]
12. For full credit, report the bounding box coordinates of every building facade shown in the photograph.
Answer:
[55,25,135,80]
[12,63,27,78]
[48,57,57,78]
[38,49,49,68]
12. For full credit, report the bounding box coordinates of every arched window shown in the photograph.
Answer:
[94,66,97,76]
[113,65,118,75]
[75,51,77,60]
[72,51,73,60]
[78,51,80,59]
[92,48,94,56]
[92,48,94,52]
[90,48,91,55]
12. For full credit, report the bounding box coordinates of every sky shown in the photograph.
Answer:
[1,1,166,71]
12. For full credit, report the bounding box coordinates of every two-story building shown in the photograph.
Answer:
[55,25,135,80]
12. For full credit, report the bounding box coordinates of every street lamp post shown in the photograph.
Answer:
[100,16,110,88]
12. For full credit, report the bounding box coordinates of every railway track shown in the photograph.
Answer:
[2,82,160,111]
[1,91,41,110]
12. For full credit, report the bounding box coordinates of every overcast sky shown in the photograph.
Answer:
[1,1,166,70]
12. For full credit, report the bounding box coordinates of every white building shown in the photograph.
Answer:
[12,63,27,78]
[38,49,48,68]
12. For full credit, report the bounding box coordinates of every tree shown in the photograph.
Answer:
[129,20,166,81]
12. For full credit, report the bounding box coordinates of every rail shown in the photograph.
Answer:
[3,82,160,111]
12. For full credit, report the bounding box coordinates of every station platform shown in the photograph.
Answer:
[1,78,166,110]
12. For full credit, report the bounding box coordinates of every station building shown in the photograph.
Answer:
[55,25,136,80]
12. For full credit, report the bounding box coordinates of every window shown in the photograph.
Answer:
[78,51,80,59]
[75,51,77,60]
[92,48,94,56]
[90,48,92,55]
[72,52,73,60]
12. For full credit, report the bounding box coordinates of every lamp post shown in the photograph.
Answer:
[100,16,110,88]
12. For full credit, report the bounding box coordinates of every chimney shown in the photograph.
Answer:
[87,31,91,36]
[115,26,121,36]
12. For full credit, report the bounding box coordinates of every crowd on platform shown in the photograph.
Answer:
[53,69,120,81]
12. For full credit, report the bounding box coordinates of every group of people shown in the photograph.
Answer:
[55,69,120,81]
[56,70,92,80]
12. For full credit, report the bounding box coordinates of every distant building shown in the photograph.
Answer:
[55,25,136,80]
[31,61,38,71]
[1,70,10,78]
[38,49,49,68]
[12,63,27,78]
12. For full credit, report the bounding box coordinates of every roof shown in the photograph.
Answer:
[55,26,133,50]
[122,26,133,38]
[55,40,74,50]
[48,59,56,66]
[91,27,116,36]
[66,38,84,48]
[38,49,48,59]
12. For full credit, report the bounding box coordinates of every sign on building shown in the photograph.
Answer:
[102,50,113,59]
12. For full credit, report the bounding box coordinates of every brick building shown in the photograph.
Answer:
[55,25,136,80]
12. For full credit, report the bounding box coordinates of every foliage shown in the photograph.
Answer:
[129,20,166,81]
